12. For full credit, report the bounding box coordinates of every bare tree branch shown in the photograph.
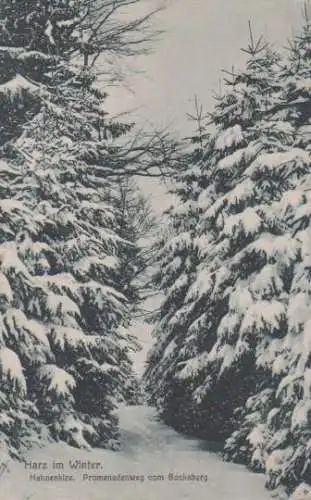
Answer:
[67,0,165,64]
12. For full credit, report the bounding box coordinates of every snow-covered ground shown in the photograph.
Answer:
[2,405,273,500]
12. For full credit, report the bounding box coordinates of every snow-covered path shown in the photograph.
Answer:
[2,405,272,500]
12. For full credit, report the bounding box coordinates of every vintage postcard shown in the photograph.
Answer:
[1,1,311,499]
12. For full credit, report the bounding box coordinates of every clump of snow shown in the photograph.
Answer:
[37,364,76,398]
[215,124,244,150]
[0,271,13,302]
[0,73,39,94]
[0,347,26,393]
[223,208,262,237]
[290,483,311,500]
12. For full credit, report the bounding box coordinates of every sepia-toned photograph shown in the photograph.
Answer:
[0,1,311,499]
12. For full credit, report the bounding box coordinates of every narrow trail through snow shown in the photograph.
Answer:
[2,405,272,500]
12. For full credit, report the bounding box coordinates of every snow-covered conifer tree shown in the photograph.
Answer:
[224,19,311,499]
[0,0,160,458]
[145,22,311,499]
[145,34,289,437]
